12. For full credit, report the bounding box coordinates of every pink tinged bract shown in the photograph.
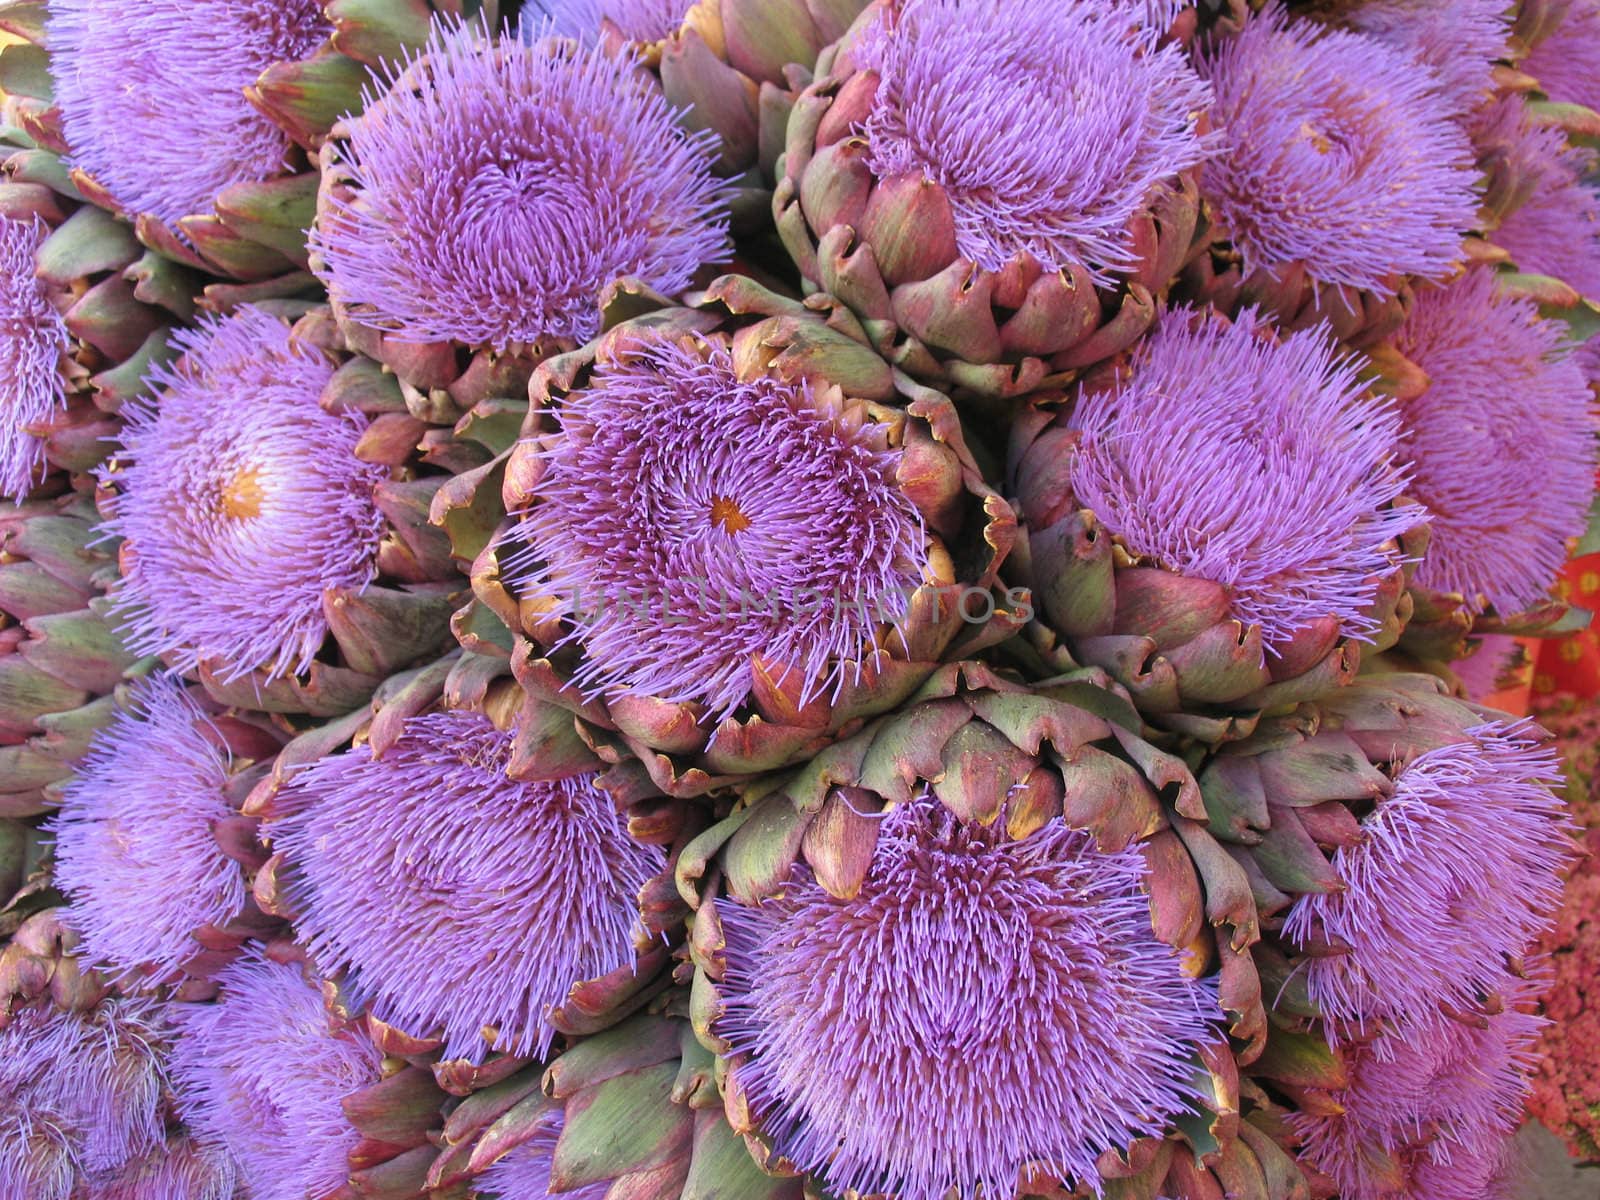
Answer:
[104,305,386,682]
[270,710,664,1062]
[716,794,1218,1200]
[310,19,729,351]
[0,214,70,500]
[476,1113,610,1200]
[47,0,329,225]
[1067,307,1421,652]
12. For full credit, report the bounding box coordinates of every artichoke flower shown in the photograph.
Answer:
[491,281,1022,797]
[679,662,1267,1198]
[775,0,1216,400]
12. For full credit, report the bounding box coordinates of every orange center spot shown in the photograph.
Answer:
[220,467,265,520]
[709,495,751,535]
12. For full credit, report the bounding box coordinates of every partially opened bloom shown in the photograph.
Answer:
[1343,0,1509,116]
[1391,268,1596,614]
[1198,5,1477,293]
[1522,0,1600,113]
[168,950,381,1200]
[1284,721,1573,1025]
[104,305,385,682]
[271,709,664,1061]
[1066,308,1419,651]
[1451,633,1523,701]
[536,0,693,41]
[48,0,329,226]
[51,678,246,980]
[312,20,728,351]
[717,794,1216,1200]
[0,214,69,500]
[1494,163,1600,302]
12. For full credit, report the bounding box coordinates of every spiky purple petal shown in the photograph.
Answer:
[1495,162,1600,302]
[0,214,69,500]
[1067,307,1420,650]
[476,1113,610,1200]
[271,710,663,1062]
[717,794,1216,1200]
[168,950,380,1200]
[310,20,728,351]
[104,305,385,682]
[1344,0,1509,116]
[48,0,329,225]
[1522,0,1600,113]
[51,678,245,981]
[1284,722,1574,1026]
[1392,268,1596,614]
[1451,633,1522,702]
[855,0,1213,280]
[1198,4,1478,293]
[509,335,927,719]
[86,1136,238,1200]
[532,0,692,42]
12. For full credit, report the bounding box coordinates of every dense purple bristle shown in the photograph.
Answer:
[1198,4,1478,293]
[1391,269,1596,614]
[86,1136,238,1200]
[1495,163,1600,303]
[311,19,728,351]
[1344,0,1509,116]
[855,0,1214,281]
[476,1112,610,1200]
[1068,308,1420,651]
[105,305,385,682]
[52,678,246,981]
[1450,633,1522,702]
[0,214,69,500]
[1284,721,1574,1026]
[1522,0,1600,113]
[717,794,1216,1200]
[48,0,329,225]
[509,335,927,720]
[533,0,692,41]
[168,950,380,1200]
[271,710,664,1062]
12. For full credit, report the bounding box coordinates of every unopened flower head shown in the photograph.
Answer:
[52,677,246,981]
[476,1113,609,1200]
[717,793,1216,1200]
[534,0,692,42]
[168,950,380,1200]
[1199,4,1478,292]
[511,335,928,720]
[1522,0,1600,114]
[1392,268,1596,613]
[1068,307,1420,650]
[106,305,385,682]
[49,0,329,224]
[1285,721,1574,1025]
[272,709,664,1062]
[1344,0,1509,115]
[855,0,1214,280]
[311,19,728,351]
[0,214,69,500]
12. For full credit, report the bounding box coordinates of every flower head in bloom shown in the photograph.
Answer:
[271,710,664,1062]
[1344,0,1509,116]
[855,0,1214,280]
[106,305,385,681]
[1068,308,1420,651]
[311,20,728,351]
[0,214,69,500]
[476,1113,609,1200]
[534,0,692,42]
[1391,269,1596,614]
[169,950,381,1200]
[511,336,927,720]
[0,998,168,1200]
[1451,633,1523,702]
[717,794,1216,1200]
[1284,721,1573,1025]
[1522,0,1600,114]
[1198,4,1477,292]
[1495,164,1600,303]
[88,1136,238,1200]
[51,678,245,981]
[48,0,329,225]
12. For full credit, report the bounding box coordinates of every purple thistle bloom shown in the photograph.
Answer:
[310,20,728,352]
[476,1113,609,1200]
[1343,0,1510,116]
[1450,633,1522,702]
[105,305,386,682]
[86,1136,238,1200]
[1391,268,1596,614]
[855,0,1214,281]
[1067,307,1420,652]
[1495,163,1600,303]
[0,998,168,1200]
[0,214,70,500]
[1576,335,1600,386]
[270,709,664,1062]
[1198,4,1478,293]
[533,0,693,42]
[48,0,329,226]
[716,793,1217,1200]
[1284,721,1574,1026]
[168,949,381,1200]
[509,335,927,720]
[1522,0,1600,114]
[51,677,246,982]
